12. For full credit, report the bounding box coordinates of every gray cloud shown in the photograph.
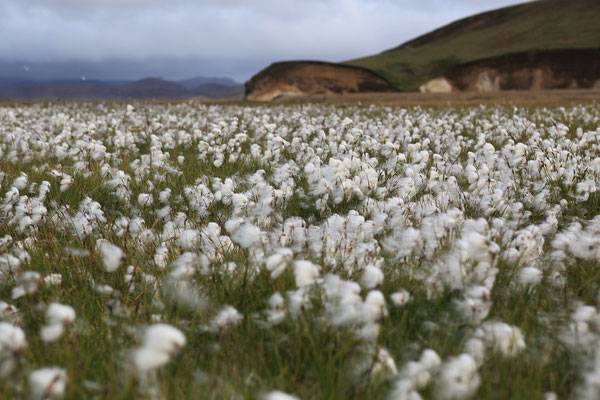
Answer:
[1,0,529,80]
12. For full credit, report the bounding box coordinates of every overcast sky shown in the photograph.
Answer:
[0,0,530,82]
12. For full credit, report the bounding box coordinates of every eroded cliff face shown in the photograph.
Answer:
[419,78,454,93]
[438,49,600,92]
[245,61,397,101]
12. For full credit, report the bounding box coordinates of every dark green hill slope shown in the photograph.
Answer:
[345,0,600,91]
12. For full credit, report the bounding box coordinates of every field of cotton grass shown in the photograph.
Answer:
[1,100,600,399]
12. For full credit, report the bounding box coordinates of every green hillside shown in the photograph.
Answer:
[345,0,600,91]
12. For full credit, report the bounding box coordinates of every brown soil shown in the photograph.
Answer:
[244,61,397,101]
[253,88,600,107]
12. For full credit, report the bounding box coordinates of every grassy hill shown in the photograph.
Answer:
[345,0,600,91]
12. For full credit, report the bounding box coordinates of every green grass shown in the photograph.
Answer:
[345,0,600,90]
[2,102,600,399]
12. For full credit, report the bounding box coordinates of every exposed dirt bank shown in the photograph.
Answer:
[244,61,397,101]
[442,49,600,92]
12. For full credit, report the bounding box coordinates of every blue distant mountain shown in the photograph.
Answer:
[0,76,243,101]
[177,76,239,90]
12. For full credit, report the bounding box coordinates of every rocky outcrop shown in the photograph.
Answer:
[419,77,453,93]
[245,61,397,101]
[441,49,600,92]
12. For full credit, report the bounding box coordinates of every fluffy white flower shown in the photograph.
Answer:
[12,271,41,299]
[293,260,321,288]
[0,322,26,376]
[261,391,299,400]
[158,188,171,203]
[265,248,293,279]
[455,285,492,323]
[463,337,486,366]
[170,252,201,280]
[29,367,66,399]
[476,321,526,357]
[0,301,20,324]
[419,349,441,371]
[388,379,423,400]
[59,175,73,192]
[363,290,388,322]
[153,244,169,269]
[40,303,76,342]
[44,273,62,286]
[208,306,243,333]
[361,265,384,288]
[137,193,153,207]
[435,354,480,400]
[231,223,262,248]
[519,267,543,286]
[94,284,114,295]
[391,290,411,307]
[133,324,186,371]
[177,229,199,249]
[370,347,398,377]
[389,349,440,399]
[265,292,286,325]
[99,242,124,272]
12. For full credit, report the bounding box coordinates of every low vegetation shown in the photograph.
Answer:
[1,101,600,399]
[346,0,600,90]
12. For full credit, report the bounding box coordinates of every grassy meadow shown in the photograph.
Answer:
[0,101,600,399]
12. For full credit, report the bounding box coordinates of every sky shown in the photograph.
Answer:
[0,0,530,82]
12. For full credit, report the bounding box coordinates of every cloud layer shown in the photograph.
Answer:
[1,0,528,80]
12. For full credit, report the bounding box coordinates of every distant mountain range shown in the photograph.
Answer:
[0,76,243,101]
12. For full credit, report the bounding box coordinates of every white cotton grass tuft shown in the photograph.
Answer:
[543,392,558,400]
[0,253,21,273]
[362,290,388,322]
[358,290,388,341]
[361,265,384,288]
[29,367,66,399]
[0,322,27,377]
[389,348,441,399]
[225,218,263,248]
[370,347,398,378]
[476,321,526,357]
[98,242,124,272]
[40,303,76,342]
[463,337,486,366]
[133,324,186,372]
[435,354,480,400]
[261,390,300,400]
[94,284,114,296]
[0,301,20,324]
[265,292,286,325]
[419,348,442,371]
[158,188,171,203]
[169,252,209,280]
[454,285,492,324]
[43,273,62,286]
[12,271,41,299]
[293,260,321,288]
[137,193,153,207]
[153,244,169,269]
[265,248,293,279]
[59,175,73,192]
[201,305,244,333]
[391,290,411,307]
[519,267,543,286]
